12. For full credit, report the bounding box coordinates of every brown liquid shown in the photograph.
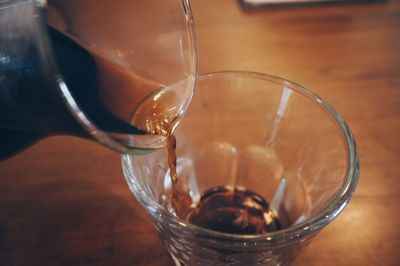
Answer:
[186,186,281,234]
[166,133,193,218]
[131,90,192,218]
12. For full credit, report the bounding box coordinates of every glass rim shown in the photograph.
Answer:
[122,70,359,243]
[34,0,198,153]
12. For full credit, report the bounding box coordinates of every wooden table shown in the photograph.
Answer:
[1,0,399,265]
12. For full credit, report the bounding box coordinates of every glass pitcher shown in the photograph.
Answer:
[0,0,197,160]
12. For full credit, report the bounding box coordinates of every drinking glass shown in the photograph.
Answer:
[122,71,359,266]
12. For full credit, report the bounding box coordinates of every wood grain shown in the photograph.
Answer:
[1,0,400,265]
